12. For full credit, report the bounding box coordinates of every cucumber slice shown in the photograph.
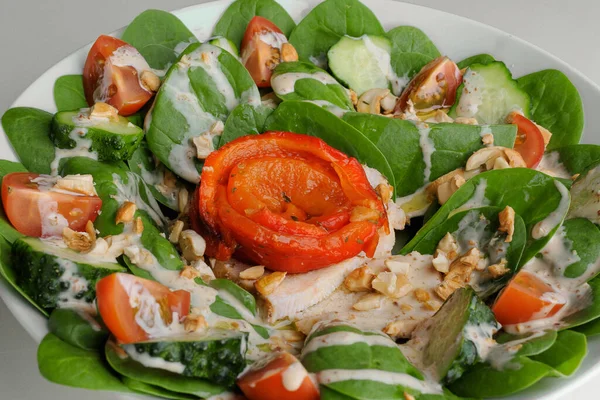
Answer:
[208,36,240,58]
[419,287,499,383]
[123,330,248,387]
[51,109,144,162]
[13,237,125,310]
[328,35,393,96]
[449,61,531,124]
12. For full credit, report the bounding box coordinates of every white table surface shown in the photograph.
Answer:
[1,0,599,399]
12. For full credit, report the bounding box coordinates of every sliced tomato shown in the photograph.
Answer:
[241,16,287,88]
[1,173,102,237]
[395,56,463,114]
[506,112,545,168]
[492,270,565,325]
[83,35,153,116]
[96,273,191,344]
[238,352,319,400]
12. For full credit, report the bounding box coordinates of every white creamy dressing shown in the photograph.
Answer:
[50,128,98,176]
[454,69,485,118]
[302,330,397,357]
[395,188,432,218]
[138,164,178,205]
[304,100,348,117]
[111,172,166,228]
[309,53,328,69]
[484,330,548,370]
[195,49,238,112]
[38,198,70,237]
[281,361,308,392]
[55,258,94,312]
[542,226,580,277]
[271,72,340,96]
[417,125,435,183]
[316,369,442,394]
[122,344,186,373]
[360,35,408,96]
[531,180,570,239]
[537,152,572,179]
[450,179,489,217]
[462,321,499,361]
[258,31,288,50]
[101,46,153,99]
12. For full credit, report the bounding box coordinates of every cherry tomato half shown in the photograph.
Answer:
[96,273,191,344]
[506,112,545,169]
[1,172,102,237]
[83,35,153,116]
[241,16,287,88]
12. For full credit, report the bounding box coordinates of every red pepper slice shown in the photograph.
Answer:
[195,131,388,273]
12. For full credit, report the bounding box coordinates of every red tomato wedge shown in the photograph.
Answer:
[83,35,153,116]
[1,172,102,237]
[395,56,463,114]
[195,131,388,273]
[96,273,191,344]
[237,352,319,400]
[241,16,287,88]
[506,112,545,168]
[492,270,565,325]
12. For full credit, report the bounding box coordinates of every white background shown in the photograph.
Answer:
[0,0,598,399]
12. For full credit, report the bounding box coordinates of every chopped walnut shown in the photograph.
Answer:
[404,392,416,400]
[426,169,465,205]
[178,187,189,213]
[400,303,413,312]
[169,220,185,243]
[90,102,119,120]
[481,133,494,146]
[498,206,515,243]
[115,201,136,225]
[454,117,478,125]
[375,183,393,204]
[180,265,202,280]
[432,251,450,274]
[383,319,419,339]
[413,288,431,303]
[191,259,216,282]
[239,265,265,280]
[55,174,97,196]
[62,224,95,253]
[133,217,144,234]
[184,314,207,332]
[466,146,526,172]
[437,233,458,256]
[357,88,397,115]
[384,259,410,275]
[425,110,454,123]
[352,293,384,311]
[435,255,476,300]
[423,300,442,312]
[488,259,510,278]
[349,89,358,106]
[280,43,298,62]
[179,230,206,262]
[372,272,412,299]
[255,272,287,296]
[140,70,160,92]
[281,329,306,343]
[344,266,375,292]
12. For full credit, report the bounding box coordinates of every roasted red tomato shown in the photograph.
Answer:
[195,131,388,273]
[96,273,191,344]
[395,56,462,114]
[241,16,293,88]
[492,270,565,325]
[1,172,102,237]
[238,352,320,400]
[83,35,154,116]
[506,112,545,169]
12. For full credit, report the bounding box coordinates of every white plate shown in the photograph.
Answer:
[0,0,598,399]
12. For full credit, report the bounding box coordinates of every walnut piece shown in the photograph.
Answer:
[372,272,412,299]
[280,43,298,62]
[343,266,375,292]
[488,259,510,278]
[169,220,185,243]
[140,70,160,92]
[239,265,265,280]
[184,314,207,333]
[179,230,206,262]
[498,206,515,243]
[383,319,419,339]
[255,272,287,296]
[116,201,136,225]
[352,293,384,311]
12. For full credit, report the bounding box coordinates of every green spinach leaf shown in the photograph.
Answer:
[457,54,495,69]
[560,218,600,279]
[1,107,55,174]
[48,308,108,351]
[105,341,225,397]
[289,0,385,66]
[551,144,600,175]
[495,330,558,357]
[210,279,257,316]
[208,296,269,339]
[122,377,199,400]
[121,10,197,70]
[218,103,273,148]
[263,101,396,194]
[530,330,587,377]
[386,26,440,79]
[53,75,87,112]
[517,69,584,150]
[562,273,600,329]
[343,113,516,196]
[212,0,295,47]
[38,333,130,392]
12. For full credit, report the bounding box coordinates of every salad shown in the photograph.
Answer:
[0,0,597,399]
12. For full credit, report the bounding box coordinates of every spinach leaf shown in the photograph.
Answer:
[495,330,558,357]
[1,107,55,174]
[447,356,553,397]
[457,54,495,69]
[289,0,385,66]
[0,236,47,316]
[218,103,273,148]
[573,315,600,337]
[402,169,570,266]
[562,273,600,329]
[551,144,600,175]
[128,140,190,212]
[386,26,440,79]
[517,69,584,150]
[53,75,87,112]
[105,341,225,397]
[48,308,108,350]
[122,377,198,400]
[0,160,27,244]
[271,61,354,112]
[561,218,600,279]
[210,279,257,316]
[212,0,295,47]
[208,296,269,339]
[146,43,260,183]
[411,207,526,296]
[122,256,156,281]
[38,333,130,392]
[530,330,587,376]
[121,10,197,70]
[263,101,396,193]
[343,113,516,196]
